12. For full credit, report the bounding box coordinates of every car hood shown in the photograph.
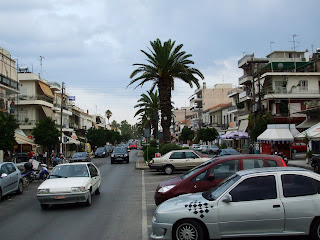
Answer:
[38,177,90,192]
[158,175,183,188]
[157,192,212,213]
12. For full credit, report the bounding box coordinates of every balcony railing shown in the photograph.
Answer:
[19,94,53,104]
[228,106,238,112]
[17,120,39,125]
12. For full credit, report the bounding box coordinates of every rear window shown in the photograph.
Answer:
[282,174,319,197]
[266,160,278,167]
[242,159,266,170]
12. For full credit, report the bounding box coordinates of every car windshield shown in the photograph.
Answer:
[72,152,87,158]
[210,145,218,148]
[224,149,239,154]
[49,164,89,178]
[181,159,217,179]
[113,147,127,153]
[96,147,105,152]
[202,174,240,201]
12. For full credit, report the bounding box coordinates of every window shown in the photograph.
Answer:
[210,160,239,180]
[282,174,318,197]
[6,163,16,174]
[0,165,9,175]
[266,160,277,167]
[299,80,308,91]
[242,159,266,170]
[275,81,287,93]
[88,164,98,176]
[185,152,199,159]
[191,169,209,182]
[170,152,184,159]
[230,175,277,202]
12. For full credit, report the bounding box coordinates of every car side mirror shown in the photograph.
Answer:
[222,194,232,203]
[207,174,215,180]
[1,173,8,178]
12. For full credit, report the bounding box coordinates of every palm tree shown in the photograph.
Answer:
[110,120,120,131]
[105,110,112,124]
[128,39,204,142]
[134,90,160,140]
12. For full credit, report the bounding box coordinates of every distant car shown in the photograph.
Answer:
[217,148,239,156]
[111,147,129,164]
[191,144,201,151]
[291,142,307,153]
[95,147,108,158]
[0,162,23,200]
[207,144,220,154]
[70,152,91,162]
[200,145,209,153]
[105,145,113,154]
[182,144,189,148]
[37,162,101,209]
[148,150,211,175]
[154,154,286,205]
[129,142,137,149]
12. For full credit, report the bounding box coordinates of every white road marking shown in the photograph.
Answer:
[142,170,148,240]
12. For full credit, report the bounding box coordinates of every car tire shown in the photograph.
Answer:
[95,186,101,195]
[41,204,49,210]
[111,159,114,164]
[174,219,205,240]
[310,218,320,240]
[126,159,129,164]
[16,181,23,194]
[85,192,92,206]
[22,177,29,188]
[164,165,174,175]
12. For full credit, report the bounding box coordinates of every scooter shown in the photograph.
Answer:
[30,165,49,181]
[21,162,34,188]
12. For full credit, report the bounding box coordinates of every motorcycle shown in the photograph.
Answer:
[311,154,320,173]
[21,162,34,188]
[30,165,49,181]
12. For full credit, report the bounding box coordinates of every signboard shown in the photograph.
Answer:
[155,153,161,158]
[69,96,76,101]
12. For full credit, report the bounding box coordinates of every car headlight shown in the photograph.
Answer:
[71,187,86,192]
[102,152,105,154]
[111,154,115,157]
[124,154,128,157]
[152,212,159,222]
[158,185,175,193]
[37,189,50,194]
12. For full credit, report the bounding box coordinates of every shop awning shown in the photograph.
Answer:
[295,122,320,140]
[296,118,320,129]
[41,106,56,120]
[15,130,35,145]
[63,134,80,145]
[38,81,54,98]
[238,119,249,132]
[257,124,299,142]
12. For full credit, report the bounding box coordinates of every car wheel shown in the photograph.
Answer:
[164,165,174,175]
[126,159,129,164]
[174,219,205,240]
[41,204,49,210]
[85,192,92,206]
[310,218,320,240]
[16,181,23,194]
[95,185,101,195]
[22,177,29,188]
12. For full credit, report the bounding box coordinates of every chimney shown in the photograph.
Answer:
[203,82,206,89]
[87,109,89,114]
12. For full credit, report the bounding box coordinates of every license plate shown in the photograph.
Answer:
[117,158,123,160]
[55,195,66,200]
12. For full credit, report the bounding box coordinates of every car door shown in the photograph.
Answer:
[209,160,239,186]
[218,175,284,235]
[168,152,186,169]
[6,163,19,192]
[185,151,202,168]
[0,164,11,195]
[88,164,100,192]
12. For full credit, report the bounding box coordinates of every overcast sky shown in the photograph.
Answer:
[1,0,319,125]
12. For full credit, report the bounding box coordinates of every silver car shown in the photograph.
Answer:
[151,167,320,240]
[1,162,23,200]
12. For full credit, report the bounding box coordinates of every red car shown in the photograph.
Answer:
[154,154,286,205]
[290,142,307,153]
[129,143,137,149]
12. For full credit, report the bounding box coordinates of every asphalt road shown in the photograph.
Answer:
[0,150,312,240]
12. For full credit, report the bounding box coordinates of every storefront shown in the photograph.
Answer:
[295,122,320,154]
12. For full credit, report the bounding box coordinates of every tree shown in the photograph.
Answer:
[86,128,107,149]
[105,110,112,124]
[196,128,219,143]
[134,90,159,139]
[180,126,194,144]
[129,39,204,142]
[32,117,60,164]
[0,112,18,150]
[120,120,133,142]
[248,112,274,141]
[110,120,120,131]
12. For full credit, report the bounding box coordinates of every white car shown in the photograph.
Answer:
[37,162,101,209]
[148,150,211,175]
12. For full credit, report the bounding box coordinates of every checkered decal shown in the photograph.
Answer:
[185,200,213,218]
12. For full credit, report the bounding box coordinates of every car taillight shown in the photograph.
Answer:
[281,157,287,166]
[152,160,154,164]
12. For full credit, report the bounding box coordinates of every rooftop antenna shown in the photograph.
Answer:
[40,56,45,79]
[270,41,275,52]
[290,34,300,51]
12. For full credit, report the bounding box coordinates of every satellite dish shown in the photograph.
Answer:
[278,63,284,69]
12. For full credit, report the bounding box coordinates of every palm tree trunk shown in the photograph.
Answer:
[158,80,172,143]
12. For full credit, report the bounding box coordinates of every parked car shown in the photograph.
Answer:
[94,147,108,158]
[217,148,239,156]
[182,144,189,148]
[291,142,307,153]
[37,162,101,209]
[208,144,220,154]
[148,150,211,175]
[111,147,129,164]
[191,144,201,151]
[151,167,320,240]
[70,152,91,162]
[129,142,138,149]
[105,145,113,154]
[154,154,286,205]
[0,162,24,200]
[200,145,209,153]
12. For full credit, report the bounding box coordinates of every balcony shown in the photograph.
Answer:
[238,74,253,85]
[239,91,252,103]
[238,54,254,68]
[18,94,53,104]
[228,105,238,113]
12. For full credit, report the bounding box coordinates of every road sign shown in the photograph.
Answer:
[69,96,76,101]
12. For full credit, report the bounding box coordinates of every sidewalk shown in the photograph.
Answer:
[135,150,314,171]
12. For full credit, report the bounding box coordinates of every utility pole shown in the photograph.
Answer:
[60,82,65,155]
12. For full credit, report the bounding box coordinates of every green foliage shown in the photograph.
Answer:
[149,139,157,148]
[306,150,314,159]
[180,127,194,143]
[159,143,182,155]
[143,147,157,162]
[120,120,133,141]
[32,117,60,146]
[86,128,123,147]
[0,112,18,150]
[248,112,273,141]
[195,128,218,143]
[218,142,227,149]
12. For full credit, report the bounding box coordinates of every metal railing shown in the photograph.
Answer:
[18,94,53,104]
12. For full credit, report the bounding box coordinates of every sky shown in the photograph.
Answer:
[1,0,320,125]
